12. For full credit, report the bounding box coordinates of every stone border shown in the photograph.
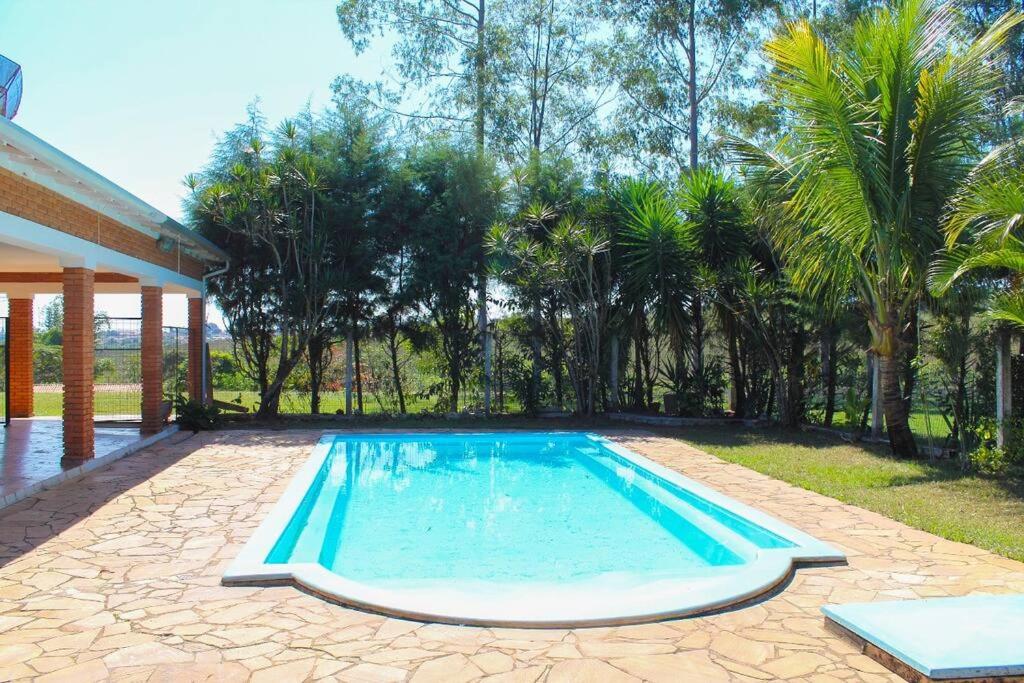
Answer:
[0,424,179,511]
[609,412,769,428]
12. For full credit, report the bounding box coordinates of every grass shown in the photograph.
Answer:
[33,391,140,417]
[808,409,953,442]
[670,425,1024,562]
[26,390,514,417]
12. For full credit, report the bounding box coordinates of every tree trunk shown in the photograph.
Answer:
[727,317,745,417]
[693,295,704,402]
[257,384,282,418]
[345,330,353,415]
[880,352,919,457]
[388,326,406,414]
[686,0,698,172]
[309,334,323,415]
[786,325,807,427]
[530,303,543,413]
[474,0,490,417]
[632,331,644,410]
[821,326,837,427]
[450,361,461,413]
[902,306,919,417]
[353,324,364,414]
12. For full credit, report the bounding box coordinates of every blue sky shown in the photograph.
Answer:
[0,0,388,324]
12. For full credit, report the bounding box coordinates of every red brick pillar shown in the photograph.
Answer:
[8,297,34,418]
[141,286,163,434]
[62,268,95,461]
[187,297,204,403]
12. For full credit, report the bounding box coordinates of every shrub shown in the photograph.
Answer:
[173,396,221,432]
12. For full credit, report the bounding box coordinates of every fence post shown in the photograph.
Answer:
[870,350,883,438]
[996,329,1013,449]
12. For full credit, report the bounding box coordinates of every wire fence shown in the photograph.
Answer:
[163,327,188,414]
[32,321,191,423]
[208,336,504,417]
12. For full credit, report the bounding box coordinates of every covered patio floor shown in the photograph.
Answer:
[0,418,162,508]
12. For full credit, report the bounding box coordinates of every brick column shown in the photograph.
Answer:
[62,268,95,461]
[141,286,163,434]
[8,297,34,418]
[187,297,204,403]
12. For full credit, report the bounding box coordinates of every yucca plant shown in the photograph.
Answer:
[731,0,1022,456]
[616,178,696,362]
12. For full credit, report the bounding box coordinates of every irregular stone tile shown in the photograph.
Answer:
[762,652,833,679]
[547,659,640,683]
[35,658,109,683]
[338,662,409,682]
[103,642,193,668]
[409,653,483,682]
[610,652,733,682]
[472,651,515,674]
[250,657,316,682]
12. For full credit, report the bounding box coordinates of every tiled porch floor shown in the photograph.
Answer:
[0,429,1022,682]
[0,419,141,499]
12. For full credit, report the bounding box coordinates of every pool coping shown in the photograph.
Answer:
[222,431,846,627]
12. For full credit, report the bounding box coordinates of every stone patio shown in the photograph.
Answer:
[1,429,1022,682]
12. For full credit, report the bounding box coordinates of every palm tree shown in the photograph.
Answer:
[929,121,1024,327]
[732,0,1022,456]
[616,179,696,364]
[677,169,749,414]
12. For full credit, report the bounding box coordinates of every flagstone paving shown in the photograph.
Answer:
[1,428,1023,682]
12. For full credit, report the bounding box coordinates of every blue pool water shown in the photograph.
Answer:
[266,432,794,587]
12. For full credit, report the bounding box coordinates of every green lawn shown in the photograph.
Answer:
[34,392,140,417]
[670,425,1024,562]
[808,409,953,442]
[28,389,517,417]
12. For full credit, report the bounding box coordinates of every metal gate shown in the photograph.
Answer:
[94,316,141,422]
[163,326,188,415]
[0,317,8,426]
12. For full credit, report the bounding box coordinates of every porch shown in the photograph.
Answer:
[0,113,225,498]
[0,418,150,507]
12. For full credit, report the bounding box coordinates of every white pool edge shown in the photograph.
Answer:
[223,431,846,627]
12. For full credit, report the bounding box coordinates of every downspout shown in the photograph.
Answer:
[200,261,230,404]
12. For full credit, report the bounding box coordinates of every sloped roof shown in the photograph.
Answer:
[0,116,226,262]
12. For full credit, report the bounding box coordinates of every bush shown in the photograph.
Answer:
[172,396,221,432]
[966,418,1024,474]
[970,443,1009,474]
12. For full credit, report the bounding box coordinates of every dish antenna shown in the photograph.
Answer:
[0,55,23,120]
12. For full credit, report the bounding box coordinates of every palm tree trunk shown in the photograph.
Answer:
[880,352,919,457]
[901,306,919,417]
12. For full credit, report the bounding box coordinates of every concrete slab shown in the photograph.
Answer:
[823,595,1024,680]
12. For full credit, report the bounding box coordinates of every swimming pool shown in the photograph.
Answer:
[224,432,843,626]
